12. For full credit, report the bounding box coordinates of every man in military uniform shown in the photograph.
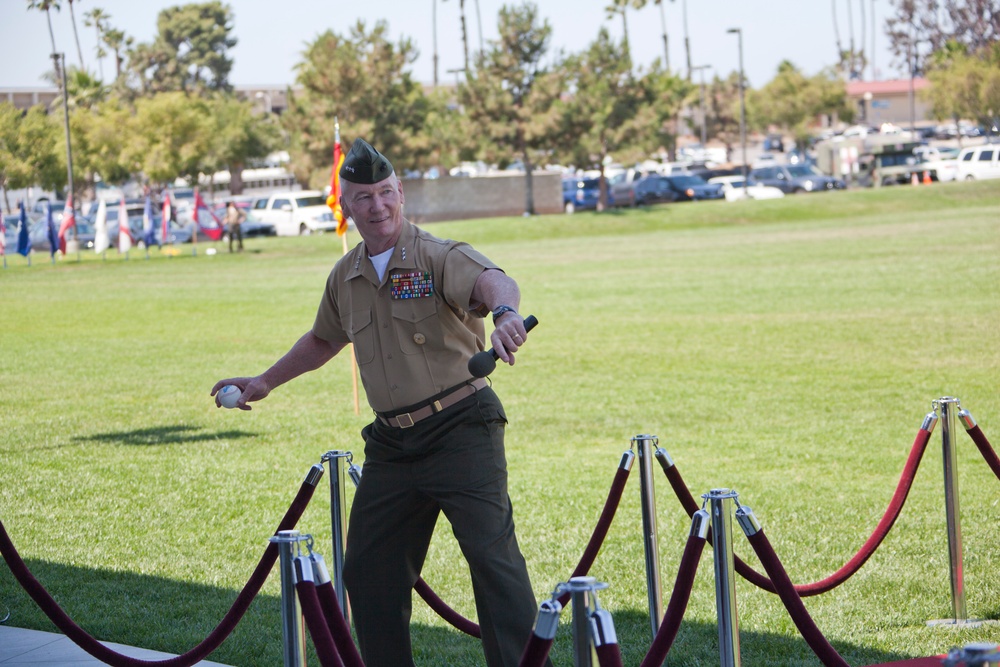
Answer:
[213,139,544,667]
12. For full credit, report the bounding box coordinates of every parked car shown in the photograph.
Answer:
[956,144,1000,181]
[632,175,680,206]
[708,176,786,202]
[562,177,611,213]
[608,170,647,208]
[251,190,339,236]
[749,164,846,193]
[663,174,725,202]
[27,218,99,252]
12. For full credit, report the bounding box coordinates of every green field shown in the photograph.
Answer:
[1,181,998,666]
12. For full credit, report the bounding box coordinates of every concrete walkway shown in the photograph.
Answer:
[0,625,230,666]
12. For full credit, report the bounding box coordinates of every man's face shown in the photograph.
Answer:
[341,174,405,251]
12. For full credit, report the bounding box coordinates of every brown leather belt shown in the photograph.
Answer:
[377,378,488,429]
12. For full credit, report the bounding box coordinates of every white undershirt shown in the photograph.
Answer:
[369,247,394,282]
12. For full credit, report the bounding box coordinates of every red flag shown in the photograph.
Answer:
[327,124,348,236]
[57,196,76,254]
[162,193,172,244]
[193,189,224,241]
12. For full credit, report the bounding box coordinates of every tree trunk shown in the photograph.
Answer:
[229,162,245,195]
[68,0,86,69]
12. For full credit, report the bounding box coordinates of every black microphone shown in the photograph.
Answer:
[468,315,538,378]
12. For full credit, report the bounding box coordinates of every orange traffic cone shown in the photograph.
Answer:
[923,170,932,185]
[911,171,919,186]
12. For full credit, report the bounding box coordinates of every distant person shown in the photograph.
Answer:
[212,138,545,667]
[225,201,245,253]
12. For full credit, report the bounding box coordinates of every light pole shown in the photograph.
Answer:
[727,27,748,199]
[255,90,272,114]
[691,64,711,148]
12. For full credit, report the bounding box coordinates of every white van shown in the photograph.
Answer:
[956,144,1000,181]
[251,190,339,236]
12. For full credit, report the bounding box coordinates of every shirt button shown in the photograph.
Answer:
[391,384,398,391]
[387,353,392,359]
[383,322,388,328]
[413,333,426,345]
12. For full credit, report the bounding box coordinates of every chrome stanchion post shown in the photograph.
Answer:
[705,489,741,667]
[632,434,664,639]
[321,450,354,623]
[270,530,307,667]
[939,397,967,623]
[557,576,608,667]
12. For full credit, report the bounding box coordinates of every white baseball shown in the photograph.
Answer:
[219,385,241,409]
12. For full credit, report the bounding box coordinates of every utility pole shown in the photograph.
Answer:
[691,65,711,147]
[433,0,439,87]
[727,28,748,200]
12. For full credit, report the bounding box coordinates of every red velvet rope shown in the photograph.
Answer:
[556,463,631,607]
[661,428,932,596]
[415,461,632,633]
[0,473,319,667]
[297,580,346,667]
[413,578,482,637]
[966,424,1000,482]
[746,529,851,667]
[595,642,624,667]
[517,633,555,667]
[315,581,365,667]
[639,532,707,667]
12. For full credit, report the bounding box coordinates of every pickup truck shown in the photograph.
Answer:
[249,190,339,236]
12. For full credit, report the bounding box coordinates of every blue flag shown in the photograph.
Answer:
[142,195,159,248]
[46,201,59,259]
[16,200,32,257]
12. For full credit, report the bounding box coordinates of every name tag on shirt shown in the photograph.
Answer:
[391,271,434,299]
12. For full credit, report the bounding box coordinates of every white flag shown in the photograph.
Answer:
[93,199,109,254]
[118,195,133,254]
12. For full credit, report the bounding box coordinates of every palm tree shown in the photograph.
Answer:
[102,27,130,80]
[83,7,109,80]
[67,0,85,68]
[27,0,61,57]
[604,0,642,73]
[443,0,470,73]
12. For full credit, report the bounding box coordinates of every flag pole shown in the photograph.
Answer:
[330,117,361,415]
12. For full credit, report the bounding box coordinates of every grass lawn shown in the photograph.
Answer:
[1,180,998,666]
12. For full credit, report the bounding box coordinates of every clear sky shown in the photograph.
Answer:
[1,0,905,90]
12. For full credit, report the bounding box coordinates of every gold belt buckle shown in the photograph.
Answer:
[396,413,415,428]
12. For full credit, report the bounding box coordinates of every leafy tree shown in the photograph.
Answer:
[202,95,282,194]
[704,72,742,162]
[459,2,561,215]
[924,41,1000,131]
[73,98,137,189]
[126,1,237,96]
[127,92,213,183]
[747,61,852,150]
[554,28,672,207]
[284,20,430,189]
[0,103,64,211]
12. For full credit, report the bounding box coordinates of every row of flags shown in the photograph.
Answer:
[4,127,349,267]
[2,189,227,265]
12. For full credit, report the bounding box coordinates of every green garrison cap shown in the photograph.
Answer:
[339,138,394,184]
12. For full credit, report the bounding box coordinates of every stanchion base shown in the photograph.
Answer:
[926,618,997,629]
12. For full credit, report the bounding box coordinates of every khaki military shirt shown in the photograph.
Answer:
[313,220,499,412]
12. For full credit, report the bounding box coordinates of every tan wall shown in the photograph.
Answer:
[400,171,563,223]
